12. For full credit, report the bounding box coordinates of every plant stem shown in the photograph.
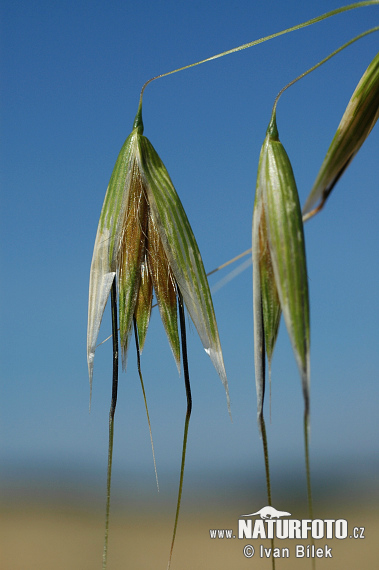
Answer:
[207,248,252,276]
[272,26,379,117]
[259,415,272,505]
[167,286,192,570]
[140,1,378,102]
[260,415,276,570]
[304,409,316,570]
[258,313,275,570]
[102,278,119,570]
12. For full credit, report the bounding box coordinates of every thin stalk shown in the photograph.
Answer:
[304,409,316,570]
[272,26,379,118]
[140,2,378,103]
[133,316,159,491]
[102,278,119,570]
[167,286,192,570]
[259,415,275,570]
[258,309,275,570]
[259,416,272,506]
[207,248,252,276]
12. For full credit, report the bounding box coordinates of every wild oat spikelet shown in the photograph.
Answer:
[87,102,230,410]
[303,51,379,220]
[253,111,310,419]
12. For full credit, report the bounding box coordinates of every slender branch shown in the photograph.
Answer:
[140,2,378,102]
[272,26,379,116]
[133,316,159,491]
[167,286,192,570]
[207,248,252,276]
[102,278,119,570]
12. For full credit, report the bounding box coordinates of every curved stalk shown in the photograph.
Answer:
[167,286,192,570]
[272,26,379,118]
[258,310,275,570]
[139,2,379,105]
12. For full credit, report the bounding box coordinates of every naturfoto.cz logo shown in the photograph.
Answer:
[208,505,365,560]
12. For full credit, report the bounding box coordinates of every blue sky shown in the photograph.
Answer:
[1,0,378,506]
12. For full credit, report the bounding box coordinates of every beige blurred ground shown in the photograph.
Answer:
[1,500,378,569]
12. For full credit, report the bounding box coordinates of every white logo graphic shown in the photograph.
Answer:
[241,506,291,520]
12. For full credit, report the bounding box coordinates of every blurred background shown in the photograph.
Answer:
[1,1,378,568]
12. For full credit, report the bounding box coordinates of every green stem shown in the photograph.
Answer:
[167,286,192,570]
[258,308,275,570]
[133,316,159,491]
[272,26,379,116]
[259,415,272,506]
[139,1,379,104]
[260,414,276,570]
[304,409,316,570]
[102,278,119,570]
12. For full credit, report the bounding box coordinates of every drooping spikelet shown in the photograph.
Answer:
[253,111,310,419]
[87,103,230,410]
[303,51,379,220]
